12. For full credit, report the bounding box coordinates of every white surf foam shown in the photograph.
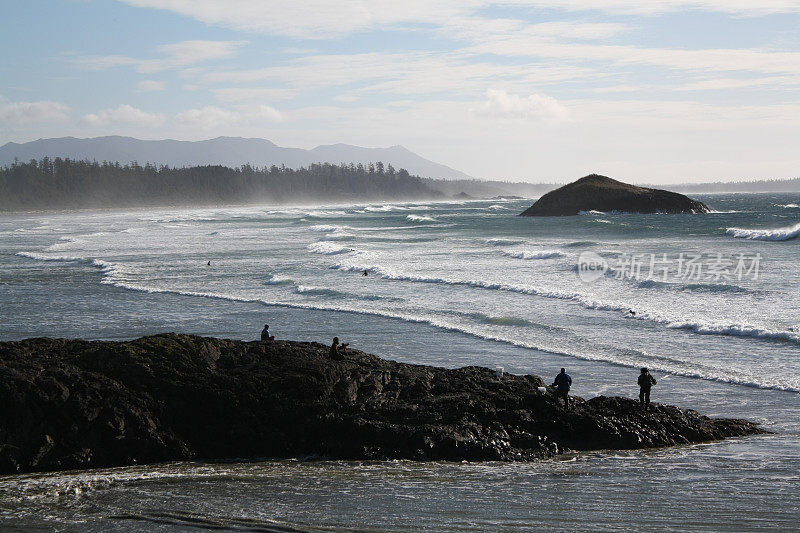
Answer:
[91,271,800,393]
[365,205,407,212]
[308,224,345,233]
[307,241,354,255]
[485,238,525,246]
[406,214,437,223]
[16,251,84,262]
[306,210,348,218]
[726,222,800,241]
[666,320,800,344]
[502,248,566,260]
[264,274,295,286]
[330,257,800,350]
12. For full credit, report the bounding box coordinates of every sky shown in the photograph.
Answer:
[1,1,800,183]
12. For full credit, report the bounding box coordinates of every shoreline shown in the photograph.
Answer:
[0,334,764,476]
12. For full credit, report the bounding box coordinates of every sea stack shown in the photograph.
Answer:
[520,174,710,216]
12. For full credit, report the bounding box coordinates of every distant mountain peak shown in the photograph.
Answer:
[1,136,475,180]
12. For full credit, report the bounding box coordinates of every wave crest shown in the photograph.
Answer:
[485,238,525,246]
[307,242,354,255]
[726,222,800,241]
[406,215,437,223]
[502,248,566,260]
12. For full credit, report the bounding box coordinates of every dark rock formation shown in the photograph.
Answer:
[520,174,710,216]
[0,334,761,474]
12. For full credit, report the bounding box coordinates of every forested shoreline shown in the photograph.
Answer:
[0,158,442,210]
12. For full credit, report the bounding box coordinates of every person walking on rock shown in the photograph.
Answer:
[552,368,572,408]
[638,367,657,410]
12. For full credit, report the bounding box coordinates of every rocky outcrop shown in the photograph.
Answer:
[520,174,710,216]
[0,334,760,474]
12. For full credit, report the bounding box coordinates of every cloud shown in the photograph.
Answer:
[511,0,800,16]
[213,87,295,102]
[149,40,244,71]
[174,104,282,129]
[0,97,70,126]
[117,1,800,40]
[75,40,245,73]
[82,104,166,127]
[137,80,166,91]
[473,89,569,121]
[120,0,470,39]
[675,76,800,91]
[590,85,643,93]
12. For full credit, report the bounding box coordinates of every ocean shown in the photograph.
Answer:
[1,194,798,531]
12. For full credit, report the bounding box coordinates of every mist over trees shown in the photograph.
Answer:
[0,157,443,210]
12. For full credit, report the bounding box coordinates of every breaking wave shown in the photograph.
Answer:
[90,267,800,392]
[308,224,345,233]
[264,274,294,286]
[485,238,525,246]
[365,205,407,212]
[726,222,800,241]
[307,242,354,255]
[406,215,437,223]
[329,260,800,349]
[502,249,566,260]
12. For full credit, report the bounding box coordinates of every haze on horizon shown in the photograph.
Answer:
[2,1,800,184]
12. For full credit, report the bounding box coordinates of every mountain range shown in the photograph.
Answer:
[0,136,474,181]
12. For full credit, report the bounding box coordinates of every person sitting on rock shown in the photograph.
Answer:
[638,367,657,410]
[261,324,274,341]
[329,337,348,360]
[551,368,572,408]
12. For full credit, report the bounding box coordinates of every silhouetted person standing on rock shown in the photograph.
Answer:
[261,324,274,341]
[638,367,657,410]
[329,337,348,360]
[552,368,572,408]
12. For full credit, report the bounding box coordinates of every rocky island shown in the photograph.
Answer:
[0,334,761,475]
[520,174,710,216]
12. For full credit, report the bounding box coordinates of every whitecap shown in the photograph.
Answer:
[726,222,800,241]
[16,251,84,262]
[485,238,525,246]
[308,224,344,233]
[365,205,407,212]
[406,215,437,223]
[307,241,354,255]
[502,248,566,260]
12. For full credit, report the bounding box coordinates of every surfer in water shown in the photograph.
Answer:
[627,309,636,317]
[363,269,368,276]
[207,260,211,266]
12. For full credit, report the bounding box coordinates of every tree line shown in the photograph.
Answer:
[0,158,443,210]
